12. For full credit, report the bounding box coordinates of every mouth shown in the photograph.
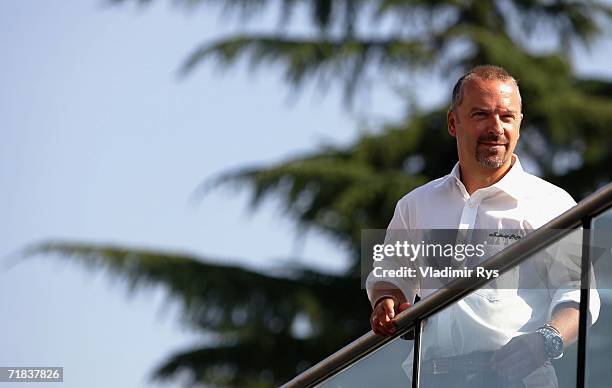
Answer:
[478,142,507,147]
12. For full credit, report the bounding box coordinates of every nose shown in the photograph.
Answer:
[487,115,504,135]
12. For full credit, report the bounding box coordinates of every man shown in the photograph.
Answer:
[366,65,600,387]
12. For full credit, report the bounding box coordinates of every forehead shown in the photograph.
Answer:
[461,78,521,111]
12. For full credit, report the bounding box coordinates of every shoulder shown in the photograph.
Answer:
[518,173,576,226]
[389,176,451,230]
[396,175,453,208]
[520,173,576,208]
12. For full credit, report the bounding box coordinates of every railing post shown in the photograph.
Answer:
[411,320,422,388]
[577,217,592,388]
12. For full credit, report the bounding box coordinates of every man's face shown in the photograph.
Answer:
[448,78,522,170]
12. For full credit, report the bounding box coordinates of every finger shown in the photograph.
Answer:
[380,316,396,334]
[379,324,395,336]
[492,338,522,363]
[370,312,383,332]
[493,350,525,374]
[371,313,394,336]
[370,315,379,332]
[390,303,412,329]
[374,319,395,336]
[381,299,396,319]
[378,303,397,332]
[372,325,384,336]
[371,317,384,336]
[397,302,411,313]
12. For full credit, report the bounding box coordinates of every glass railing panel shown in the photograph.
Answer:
[418,229,588,388]
[290,186,612,388]
[586,207,612,388]
[316,336,414,388]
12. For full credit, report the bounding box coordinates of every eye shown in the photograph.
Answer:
[472,111,487,118]
[501,114,516,122]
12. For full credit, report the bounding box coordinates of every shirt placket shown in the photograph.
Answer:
[459,194,481,230]
[442,184,490,354]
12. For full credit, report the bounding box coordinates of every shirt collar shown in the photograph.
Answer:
[448,154,529,200]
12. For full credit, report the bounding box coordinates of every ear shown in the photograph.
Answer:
[447,110,457,137]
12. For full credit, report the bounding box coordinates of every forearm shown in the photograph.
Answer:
[549,303,580,344]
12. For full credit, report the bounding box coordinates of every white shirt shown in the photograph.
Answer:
[365,155,600,387]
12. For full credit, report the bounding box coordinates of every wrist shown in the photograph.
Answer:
[536,324,564,360]
[373,295,398,309]
[543,323,561,335]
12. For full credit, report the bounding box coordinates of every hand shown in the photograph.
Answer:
[370,298,411,336]
[491,332,547,381]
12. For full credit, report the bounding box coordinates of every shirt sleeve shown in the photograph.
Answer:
[365,200,420,306]
[544,228,600,324]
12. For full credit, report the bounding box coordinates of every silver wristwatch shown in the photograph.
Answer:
[536,324,564,360]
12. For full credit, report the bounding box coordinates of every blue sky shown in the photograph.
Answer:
[1,1,611,387]
[0,1,366,387]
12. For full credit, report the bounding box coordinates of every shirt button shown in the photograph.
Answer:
[468,201,475,208]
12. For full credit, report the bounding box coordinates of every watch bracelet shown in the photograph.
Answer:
[542,323,561,336]
[536,326,564,359]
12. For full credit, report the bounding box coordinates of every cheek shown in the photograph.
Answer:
[510,126,520,140]
[507,129,520,147]
[456,128,473,144]
[472,122,487,133]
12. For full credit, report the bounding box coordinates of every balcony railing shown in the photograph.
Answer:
[283,182,612,388]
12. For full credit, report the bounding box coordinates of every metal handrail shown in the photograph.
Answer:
[282,182,612,388]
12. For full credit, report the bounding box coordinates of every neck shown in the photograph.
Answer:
[459,156,514,195]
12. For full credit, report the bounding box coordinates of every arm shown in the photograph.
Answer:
[549,303,579,344]
[369,281,410,336]
[491,304,580,380]
[366,201,417,336]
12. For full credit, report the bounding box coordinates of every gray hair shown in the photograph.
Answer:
[450,65,521,115]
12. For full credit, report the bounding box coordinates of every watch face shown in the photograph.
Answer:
[538,327,564,359]
[548,335,564,359]
[551,337,563,354]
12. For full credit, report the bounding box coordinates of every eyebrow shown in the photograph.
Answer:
[469,107,518,115]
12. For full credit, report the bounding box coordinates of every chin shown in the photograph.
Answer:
[476,154,507,169]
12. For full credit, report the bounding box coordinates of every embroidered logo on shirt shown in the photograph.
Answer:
[487,231,523,246]
[488,232,522,240]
